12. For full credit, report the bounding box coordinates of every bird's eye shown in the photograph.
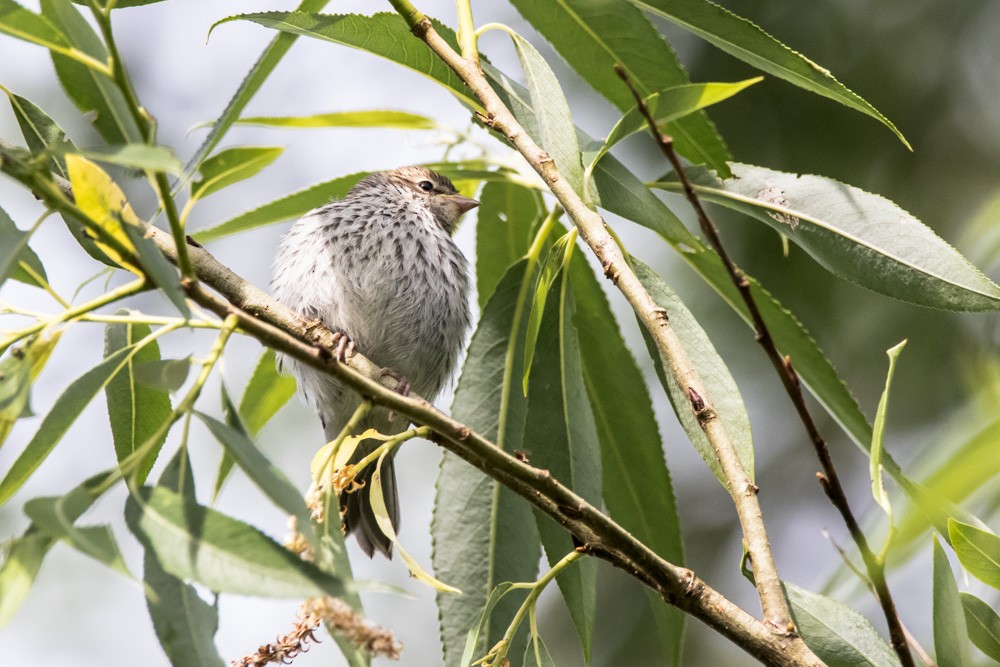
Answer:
[418,180,434,192]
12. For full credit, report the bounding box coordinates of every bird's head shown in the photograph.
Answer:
[354,166,479,234]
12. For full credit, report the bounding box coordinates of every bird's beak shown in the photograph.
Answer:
[449,195,480,214]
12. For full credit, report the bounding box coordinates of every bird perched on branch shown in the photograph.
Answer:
[272,166,477,557]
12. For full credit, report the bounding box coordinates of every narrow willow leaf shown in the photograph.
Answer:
[522,231,575,394]
[0,0,68,52]
[933,536,971,667]
[508,0,732,176]
[570,255,684,664]
[120,223,191,317]
[0,344,140,506]
[501,28,585,197]
[234,110,439,130]
[40,0,142,144]
[0,469,115,628]
[0,204,48,289]
[433,261,541,666]
[523,628,557,667]
[870,341,906,519]
[239,349,296,436]
[195,411,316,546]
[66,153,141,272]
[213,350,296,498]
[125,485,344,598]
[193,172,366,242]
[144,448,226,667]
[144,552,226,667]
[524,273,600,662]
[0,331,60,449]
[475,181,544,309]
[784,582,900,667]
[133,357,191,393]
[960,592,1000,661]
[588,79,761,175]
[214,12,478,109]
[948,520,1000,589]
[893,419,1000,558]
[460,582,517,666]
[371,453,459,594]
[630,0,909,149]
[654,164,1000,310]
[185,0,332,175]
[191,146,283,201]
[3,87,76,178]
[634,259,754,483]
[104,315,172,483]
[73,144,183,174]
[0,533,50,629]
[24,496,131,576]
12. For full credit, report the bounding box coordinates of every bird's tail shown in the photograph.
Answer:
[341,453,398,558]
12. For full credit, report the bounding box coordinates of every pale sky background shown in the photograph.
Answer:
[2,1,999,666]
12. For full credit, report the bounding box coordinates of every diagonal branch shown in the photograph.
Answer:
[0,136,816,665]
[612,65,914,667]
[384,0,804,644]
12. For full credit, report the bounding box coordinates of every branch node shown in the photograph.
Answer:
[601,259,620,284]
[538,152,558,183]
[651,306,669,324]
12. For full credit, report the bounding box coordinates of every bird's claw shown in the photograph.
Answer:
[379,368,411,396]
[331,332,355,362]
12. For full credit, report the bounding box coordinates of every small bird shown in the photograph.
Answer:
[272,166,477,557]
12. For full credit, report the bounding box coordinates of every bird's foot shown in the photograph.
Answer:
[331,331,356,363]
[379,368,411,396]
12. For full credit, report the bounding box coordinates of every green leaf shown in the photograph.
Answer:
[142,446,225,667]
[196,411,316,547]
[40,0,142,144]
[125,485,344,598]
[870,341,906,519]
[0,342,146,506]
[433,261,541,666]
[0,205,47,293]
[191,146,283,201]
[960,592,1000,662]
[184,0,331,176]
[0,332,61,448]
[630,0,909,149]
[588,79,761,174]
[633,259,754,484]
[475,181,545,309]
[143,551,226,667]
[4,87,76,178]
[120,222,191,318]
[104,315,173,483]
[523,270,600,662]
[193,172,366,243]
[238,349,297,436]
[460,582,517,666]
[0,0,68,52]
[212,350,296,499]
[654,164,1000,311]
[570,254,684,664]
[0,469,115,629]
[933,536,971,667]
[234,109,440,130]
[948,520,1000,589]
[500,27,585,197]
[133,357,191,393]
[73,144,183,174]
[215,12,477,108]
[0,533,51,629]
[23,496,131,576]
[522,231,575,394]
[507,0,732,176]
[784,582,900,667]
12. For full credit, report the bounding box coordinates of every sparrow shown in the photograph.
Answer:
[272,166,476,557]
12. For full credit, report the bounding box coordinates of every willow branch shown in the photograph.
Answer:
[385,0,800,642]
[0,138,817,666]
[613,66,914,667]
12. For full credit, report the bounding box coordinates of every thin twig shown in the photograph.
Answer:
[613,64,914,667]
